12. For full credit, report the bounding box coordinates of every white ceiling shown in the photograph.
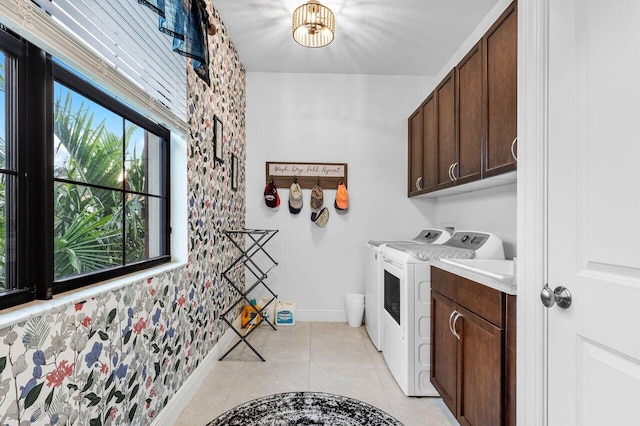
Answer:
[213,0,500,76]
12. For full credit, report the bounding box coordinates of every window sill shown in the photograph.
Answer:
[0,260,187,330]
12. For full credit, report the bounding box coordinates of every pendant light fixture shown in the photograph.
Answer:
[292,0,335,48]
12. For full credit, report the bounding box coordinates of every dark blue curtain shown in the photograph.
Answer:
[138,0,210,85]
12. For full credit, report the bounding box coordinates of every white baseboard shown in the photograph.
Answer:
[295,309,347,322]
[151,316,241,426]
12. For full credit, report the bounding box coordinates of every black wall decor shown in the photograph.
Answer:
[214,115,223,164]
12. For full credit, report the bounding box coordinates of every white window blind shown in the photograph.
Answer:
[38,0,187,121]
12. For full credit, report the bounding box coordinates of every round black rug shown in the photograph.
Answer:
[207,392,403,426]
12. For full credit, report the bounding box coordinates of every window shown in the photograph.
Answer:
[0,29,171,308]
[0,29,26,307]
[0,51,8,291]
[0,47,20,295]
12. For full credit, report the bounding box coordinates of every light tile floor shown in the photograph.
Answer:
[176,322,458,426]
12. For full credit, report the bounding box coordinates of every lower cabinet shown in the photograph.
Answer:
[431,266,516,426]
[457,305,503,426]
[431,291,458,412]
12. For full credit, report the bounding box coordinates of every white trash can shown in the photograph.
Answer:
[344,293,364,304]
[345,293,365,327]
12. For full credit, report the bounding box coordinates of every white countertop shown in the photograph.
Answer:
[430,258,517,295]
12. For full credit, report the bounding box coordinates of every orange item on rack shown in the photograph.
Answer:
[241,299,262,328]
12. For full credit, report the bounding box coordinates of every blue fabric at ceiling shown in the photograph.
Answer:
[138,0,210,85]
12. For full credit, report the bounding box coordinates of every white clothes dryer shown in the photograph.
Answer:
[365,230,450,351]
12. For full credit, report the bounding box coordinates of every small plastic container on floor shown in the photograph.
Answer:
[241,298,262,328]
[258,296,276,326]
[276,301,296,326]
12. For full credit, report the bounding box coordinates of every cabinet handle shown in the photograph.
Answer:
[448,310,461,339]
[448,164,455,182]
[448,310,457,335]
[415,177,423,191]
[511,137,518,161]
[451,312,461,340]
[452,162,458,181]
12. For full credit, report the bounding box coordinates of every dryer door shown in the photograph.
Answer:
[382,257,405,339]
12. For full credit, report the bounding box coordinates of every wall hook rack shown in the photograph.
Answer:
[266,161,348,189]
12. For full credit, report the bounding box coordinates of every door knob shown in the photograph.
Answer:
[540,284,572,309]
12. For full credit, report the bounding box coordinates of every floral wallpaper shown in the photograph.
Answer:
[0,2,246,425]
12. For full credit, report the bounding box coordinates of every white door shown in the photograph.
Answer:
[546,0,640,424]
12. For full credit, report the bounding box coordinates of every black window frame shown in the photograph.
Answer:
[0,29,30,308]
[0,29,172,309]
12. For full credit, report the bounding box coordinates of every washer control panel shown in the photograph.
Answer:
[443,231,490,250]
[412,229,451,244]
[413,230,440,243]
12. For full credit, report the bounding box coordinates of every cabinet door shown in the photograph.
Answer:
[408,107,424,196]
[484,1,517,177]
[431,291,458,414]
[455,42,483,184]
[421,93,438,193]
[436,70,456,190]
[456,306,504,426]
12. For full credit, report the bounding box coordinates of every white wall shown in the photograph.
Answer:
[435,184,517,259]
[246,72,437,321]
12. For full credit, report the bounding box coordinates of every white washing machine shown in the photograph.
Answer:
[380,231,505,396]
[365,229,450,351]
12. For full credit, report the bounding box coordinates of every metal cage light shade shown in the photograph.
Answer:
[292,0,335,48]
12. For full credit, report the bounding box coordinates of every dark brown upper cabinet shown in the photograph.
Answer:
[436,71,456,191]
[407,0,517,197]
[484,2,518,177]
[408,106,424,196]
[407,94,438,195]
[422,94,438,193]
[455,42,484,185]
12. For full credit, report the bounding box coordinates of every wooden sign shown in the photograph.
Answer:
[265,162,348,189]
